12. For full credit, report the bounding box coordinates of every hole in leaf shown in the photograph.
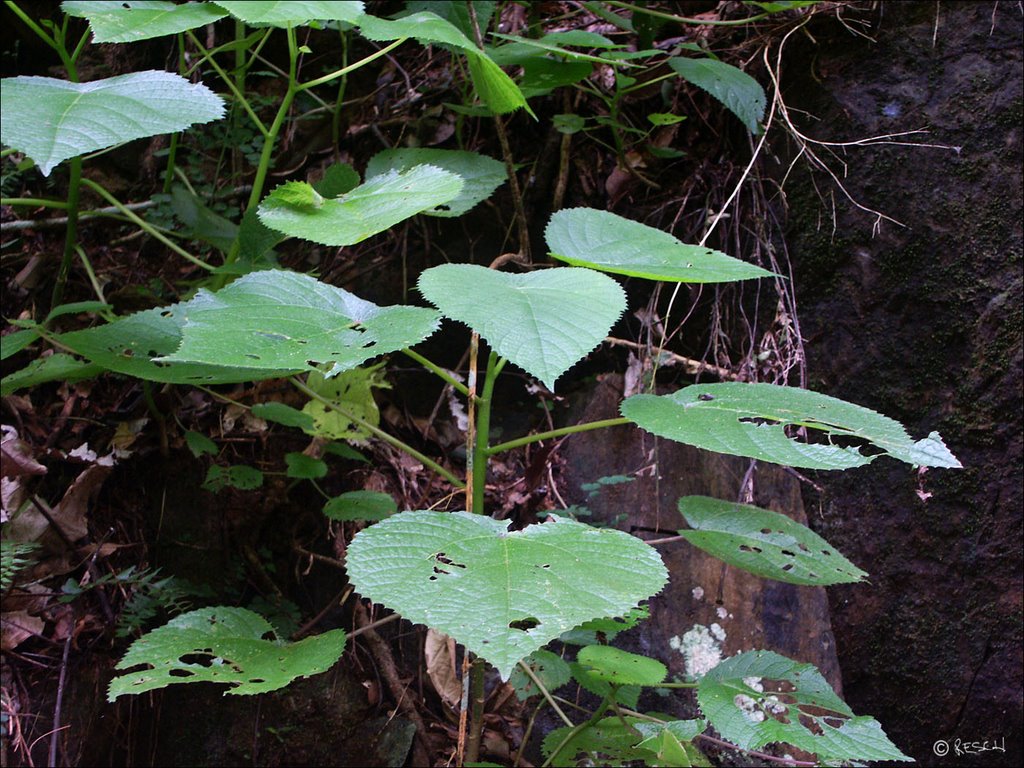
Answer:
[780,549,796,558]
[509,617,540,632]
[178,653,213,667]
[760,528,772,534]
[823,716,847,729]
[245,354,261,360]
[168,668,195,677]
[122,349,134,357]
[822,550,832,556]
[249,678,266,684]
[798,713,824,736]
[781,564,793,571]
[534,563,551,569]
[739,544,763,553]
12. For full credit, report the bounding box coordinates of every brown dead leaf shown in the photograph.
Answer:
[424,629,462,709]
[50,463,113,542]
[1,425,46,478]
[0,611,44,650]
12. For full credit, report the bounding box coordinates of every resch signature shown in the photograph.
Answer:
[933,737,1007,757]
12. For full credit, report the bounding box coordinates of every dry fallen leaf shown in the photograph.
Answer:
[424,628,462,709]
[1,425,46,479]
[0,611,44,650]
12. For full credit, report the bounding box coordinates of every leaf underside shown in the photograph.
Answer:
[0,71,224,175]
[217,0,365,26]
[621,382,961,470]
[677,496,867,585]
[668,57,766,134]
[546,208,774,283]
[698,650,911,762]
[108,607,346,700]
[61,1,228,43]
[346,511,668,679]
[418,264,626,390]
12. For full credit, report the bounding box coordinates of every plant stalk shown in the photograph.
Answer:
[471,351,501,516]
[486,417,631,456]
[464,658,487,764]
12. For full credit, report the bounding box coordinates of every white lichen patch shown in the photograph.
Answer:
[743,676,764,693]
[716,605,728,619]
[734,693,765,723]
[674,624,724,678]
[692,586,704,600]
[710,622,726,641]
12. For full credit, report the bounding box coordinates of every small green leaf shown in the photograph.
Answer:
[301,363,389,441]
[418,264,626,390]
[668,57,766,134]
[698,650,911,762]
[546,208,773,283]
[633,720,710,767]
[285,452,327,479]
[0,71,224,176]
[160,270,440,378]
[323,490,397,521]
[1,329,40,361]
[203,465,264,492]
[312,162,360,198]
[508,650,572,701]
[324,443,368,463]
[365,149,506,217]
[108,607,346,700]
[677,496,867,585]
[622,382,962,470]
[184,430,218,458]
[648,112,687,126]
[61,1,227,43]
[251,402,315,431]
[0,353,104,396]
[258,166,463,246]
[575,645,667,686]
[346,511,667,679]
[543,717,659,765]
[553,113,586,134]
[217,1,364,26]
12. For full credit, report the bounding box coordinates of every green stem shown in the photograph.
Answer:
[186,29,268,137]
[296,38,407,92]
[289,376,464,489]
[486,417,630,456]
[0,198,70,209]
[605,0,769,26]
[79,178,215,272]
[471,351,502,515]
[516,659,574,727]
[400,348,470,397]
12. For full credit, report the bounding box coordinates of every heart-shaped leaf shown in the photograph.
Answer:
[108,607,346,700]
[216,0,364,26]
[668,57,766,134]
[677,496,867,585]
[418,264,626,390]
[258,167,463,246]
[621,382,961,470]
[698,650,911,762]
[546,208,773,283]
[0,71,224,176]
[160,270,440,375]
[575,645,667,686]
[346,511,667,679]
[61,1,228,43]
[365,148,506,217]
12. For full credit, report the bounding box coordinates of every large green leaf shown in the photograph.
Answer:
[356,11,528,115]
[257,167,463,246]
[346,511,667,679]
[160,270,440,376]
[546,208,774,283]
[668,57,766,134]
[365,148,506,217]
[698,650,911,762]
[418,264,625,390]
[0,71,224,176]
[108,607,346,700]
[677,496,866,585]
[216,1,364,26]
[61,1,227,43]
[621,382,961,470]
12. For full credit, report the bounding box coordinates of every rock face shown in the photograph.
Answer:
[777,2,1022,764]
[561,374,844,694]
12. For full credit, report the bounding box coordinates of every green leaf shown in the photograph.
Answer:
[697,650,911,762]
[356,11,528,115]
[621,382,962,470]
[159,270,440,377]
[648,112,687,126]
[312,162,360,198]
[0,353,105,396]
[251,402,315,431]
[323,490,397,521]
[61,1,227,43]
[508,650,572,701]
[284,452,327,479]
[258,167,463,246]
[107,607,346,700]
[633,721,710,767]
[365,149,505,217]
[418,264,626,390]
[546,208,773,283]
[324,442,368,463]
[519,58,593,97]
[346,511,667,679]
[575,645,667,686]
[677,496,867,585]
[1,328,40,360]
[668,57,766,134]
[216,0,364,26]
[404,0,495,40]
[553,114,585,134]
[202,465,264,491]
[184,430,218,458]
[170,184,238,253]
[301,362,389,441]
[543,716,659,766]
[0,71,225,176]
